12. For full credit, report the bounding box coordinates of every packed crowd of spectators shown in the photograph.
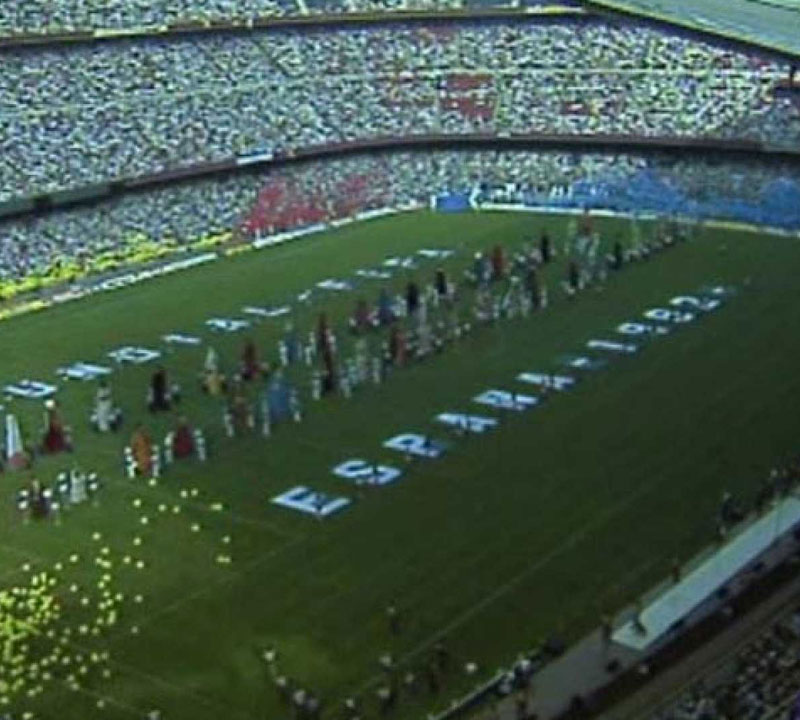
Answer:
[0,175,257,283]
[0,0,483,36]
[653,603,800,720]
[1,149,798,291]
[0,20,796,203]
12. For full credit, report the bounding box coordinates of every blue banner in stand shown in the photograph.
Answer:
[435,193,471,213]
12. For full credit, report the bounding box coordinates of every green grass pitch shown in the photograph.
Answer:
[1,210,799,720]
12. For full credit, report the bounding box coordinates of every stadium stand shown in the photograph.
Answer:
[1,3,798,719]
[652,603,800,720]
[0,0,580,35]
[1,150,799,299]
[0,20,797,203]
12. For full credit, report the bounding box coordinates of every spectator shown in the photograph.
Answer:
[1,149,798,299]
[653,610,800,720]
[0,21,796,204]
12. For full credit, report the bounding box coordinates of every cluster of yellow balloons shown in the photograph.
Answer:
[0,553,122,714]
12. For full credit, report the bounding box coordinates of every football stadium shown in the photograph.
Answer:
[0,1,799,719]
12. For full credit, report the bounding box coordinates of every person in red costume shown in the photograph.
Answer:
[172,416,195,459]
[491,244,506,281]
[42,399,70,454]
[241,339,260,381]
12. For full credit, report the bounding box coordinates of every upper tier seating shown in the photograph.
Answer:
[0,21,796,204]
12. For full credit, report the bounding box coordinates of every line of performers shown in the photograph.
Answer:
[199,340,301,438]
[124,417,207,479]
[17,231,622,482]
[348,266,455,335]
[17,469,101,520]
[563,218,687,297]
[320,250,551,397]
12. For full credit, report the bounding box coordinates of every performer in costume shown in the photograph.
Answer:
[474,285,492,322]
[242,340,260,380]
[316,313,332,354]
[95,380,113,432]
[471,252,488,285]
[42,399,70,454]
[201,346,226,395]
[92,379,121,432]
[540,232,552,264]
[321,346,336,395]
[405,281,420,317]
[202,368,225,396]
[131,425,153,476]
[435,267,449,300]
[172,417,195,459]
[204,346,219,375]
[29,478,49,519]
[525,266,540,308]
[580,208,593,238]
[491,244,506,281]
[229,384,253,433]
[567,260,580,294]
[241,339,260,381]
[350,298,370,334]
[377,288,394,326]
[149,366,171,411]
[282,322,300,365]
[389,325,407,367]
[611,240,624,271]
[5,412,28,470]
